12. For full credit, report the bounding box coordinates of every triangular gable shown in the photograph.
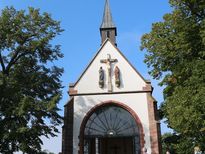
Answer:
[72,39,149,94]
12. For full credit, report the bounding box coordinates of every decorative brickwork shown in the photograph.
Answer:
[142,84,153,92]
[147,94,162,154]
[69,88,78,96]
[62,98,74,154]
[78,100,146,154]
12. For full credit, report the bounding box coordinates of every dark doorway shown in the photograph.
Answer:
[101,137,134,154]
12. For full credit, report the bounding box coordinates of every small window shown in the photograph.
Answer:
[106,31,110,38]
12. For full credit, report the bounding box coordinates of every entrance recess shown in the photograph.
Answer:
[101,137,133,154]
[83,105,141,154]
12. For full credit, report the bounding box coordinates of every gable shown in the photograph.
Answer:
[73,39,148,94]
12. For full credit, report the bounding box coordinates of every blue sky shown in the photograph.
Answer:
[0,0,173,153]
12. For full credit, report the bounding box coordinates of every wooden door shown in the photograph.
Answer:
[100,137,134,154]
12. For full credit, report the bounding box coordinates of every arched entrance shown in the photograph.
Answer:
[79,101,145,154]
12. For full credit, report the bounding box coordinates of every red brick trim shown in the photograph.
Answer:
[78,100,146,154]
[147,94,162,154]
[143,84,153,92]
[62,98,74,154]
[69,88,78,95]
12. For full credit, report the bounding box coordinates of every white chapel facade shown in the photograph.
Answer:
[61,0,162,154]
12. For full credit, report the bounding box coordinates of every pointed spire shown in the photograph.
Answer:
[100,0,117,45]
[101,0,116,28]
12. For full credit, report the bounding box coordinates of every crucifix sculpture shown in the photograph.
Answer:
[100,54,118,92]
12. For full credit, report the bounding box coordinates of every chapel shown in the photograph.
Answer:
[61,0,162,154]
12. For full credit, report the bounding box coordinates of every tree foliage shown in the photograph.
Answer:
[162,133,194,154]
[141,0,205,151]
[0,7,64,153]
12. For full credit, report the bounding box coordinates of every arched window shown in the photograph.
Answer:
[83,105,141,154]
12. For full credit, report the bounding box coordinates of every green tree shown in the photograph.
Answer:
[161,133,177,154]
[141,0,205,152]
[0,7,64,153]
[161,133,194,154]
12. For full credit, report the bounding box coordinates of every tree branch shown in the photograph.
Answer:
[0,52,6,73]
[5,50,28,74]
[5,37,30,74]
[5,49,21,74]
[185,2,204,20]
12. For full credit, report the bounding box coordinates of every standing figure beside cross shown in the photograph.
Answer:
[100,54,118,92]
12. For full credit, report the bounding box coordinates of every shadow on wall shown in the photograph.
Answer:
[74,96,98,121]
[73,96,98,153]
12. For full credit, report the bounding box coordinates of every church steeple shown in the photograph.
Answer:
[100,0,117,45]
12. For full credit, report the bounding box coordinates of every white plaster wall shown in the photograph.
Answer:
[75,41,146,93]
[73,93,152,154]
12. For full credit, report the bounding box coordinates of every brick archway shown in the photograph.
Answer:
[79,100,145,154]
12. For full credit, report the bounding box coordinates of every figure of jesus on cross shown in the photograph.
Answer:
[100,54,118,92]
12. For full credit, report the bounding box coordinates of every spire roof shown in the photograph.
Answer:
[100,0,116,29]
